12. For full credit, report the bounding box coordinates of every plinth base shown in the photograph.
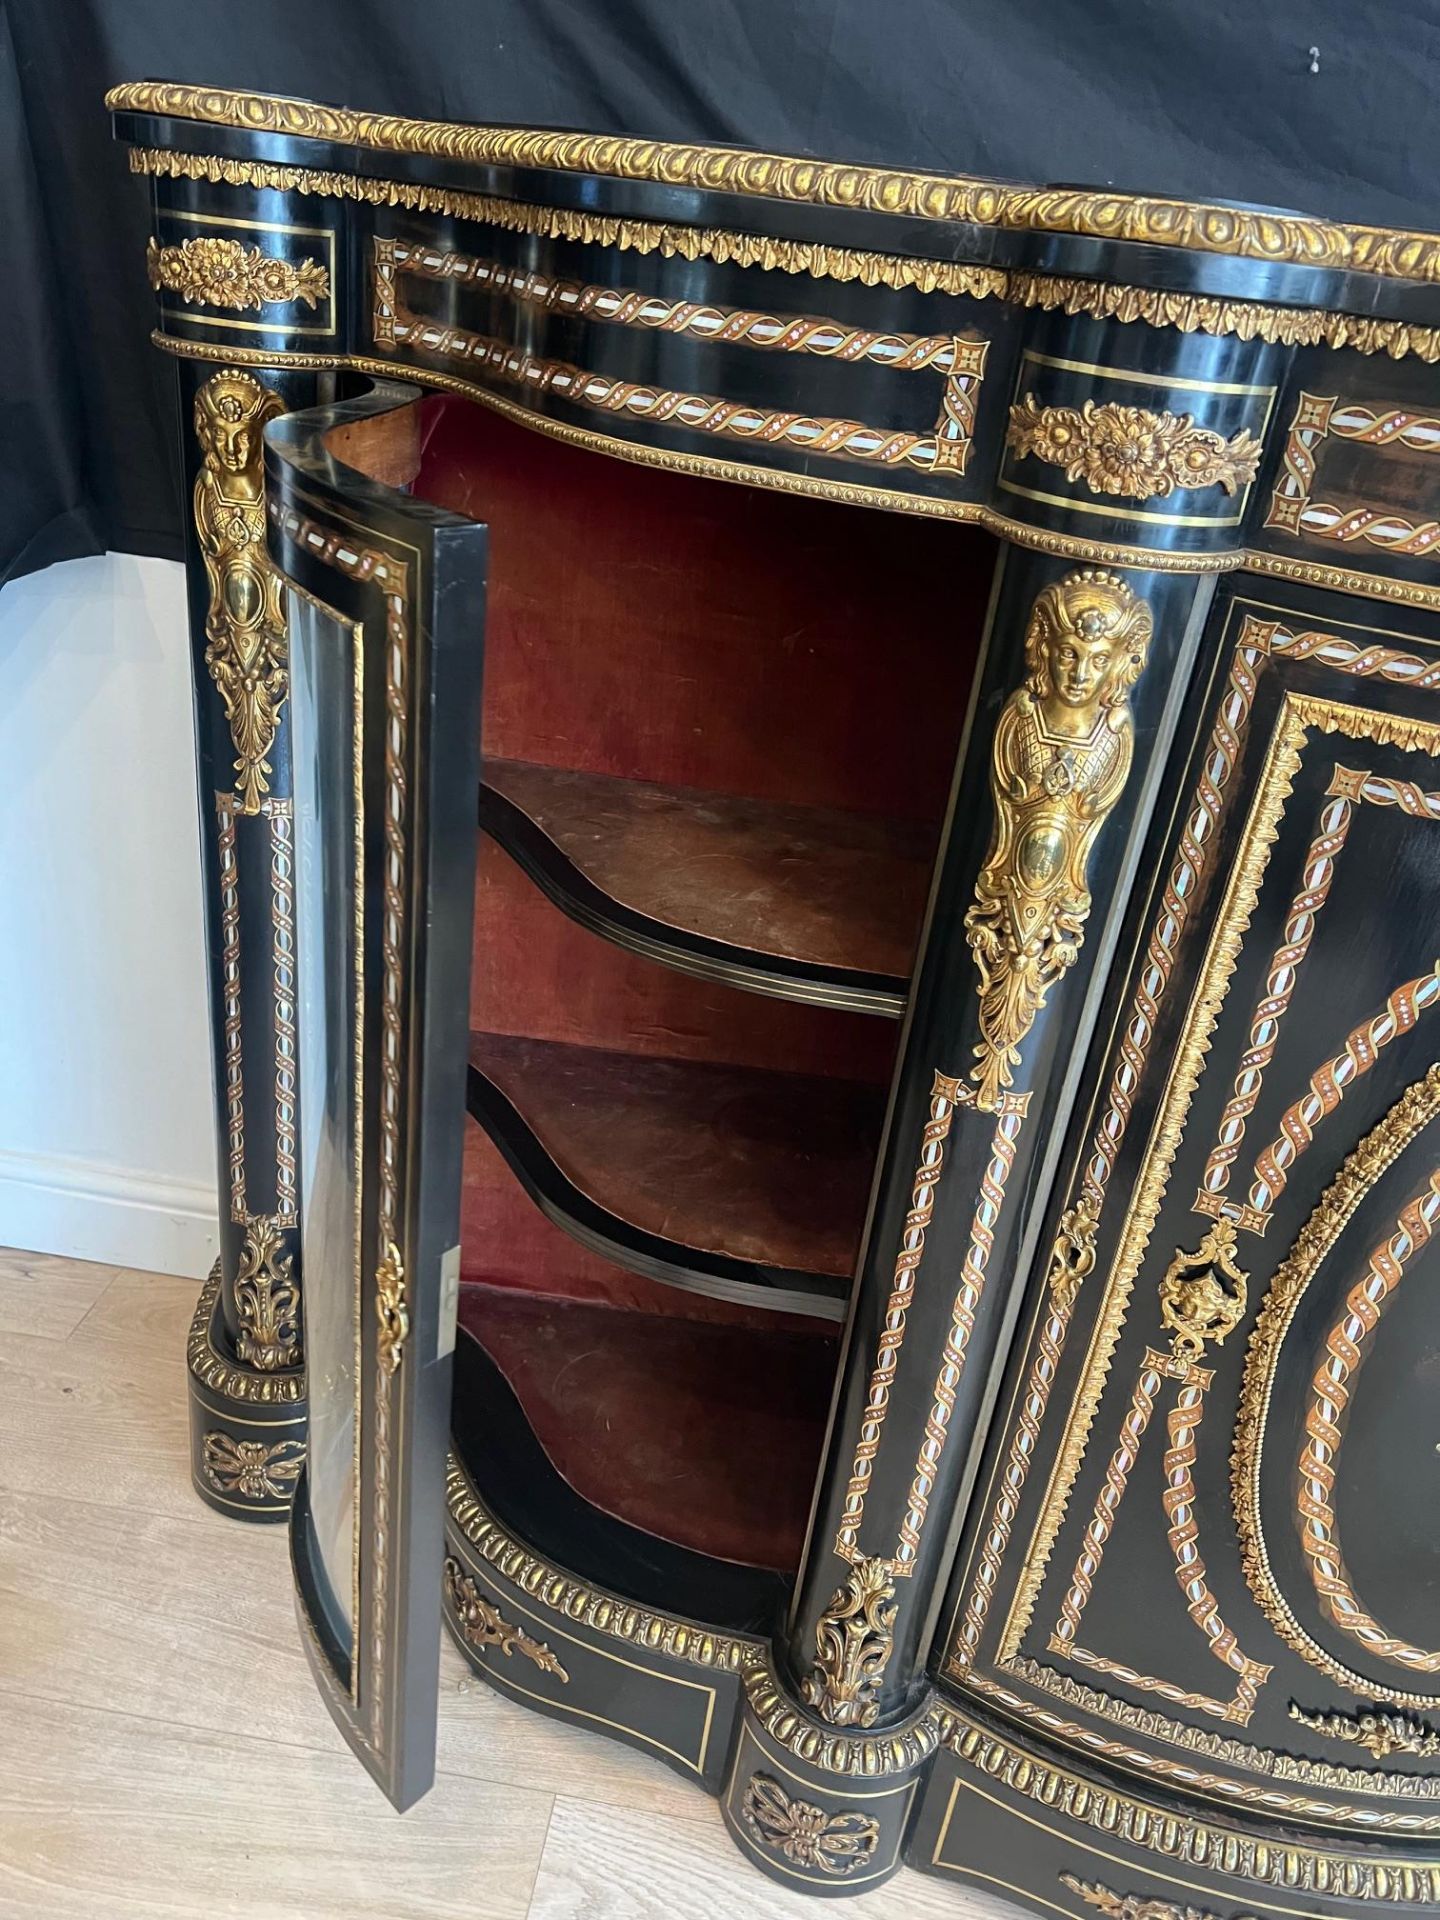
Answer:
[720,1663,946,1897]
[185,1259,307,1522]
[442,1443,964,1896]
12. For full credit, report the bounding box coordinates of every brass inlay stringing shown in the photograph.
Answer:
[1234,1065,1440,1709]
[952,614,1278,1675]
[263,796,298,1225]
[1298,1164,1440,1670]
[377,233,970,369]
[966,569,1153,1109]
[442,1558,568,1681]
[130,145,1440,368]
[820,576,1153,1722]
[802,1558,898,1730]
[1336,767,1440,820]
[739,1774,881,1878]
[976,1124,1440,1753]
[1007,397,1262,500]
[1059,1874,1254,1920]
[946,1196,1098,1672]
[147,233,328,310]
[1291,1701,1440,1760]
[1041,693,1440,1723]
[835,1087,1027,1504]
[1156,1257,1267,1721]
[1199,760,1440,1233]
[194,369,288,813]
[213,792,246,1222]
[372,239,989,477]
[1194,775,1356,1232]
[233,1213,301,1372]
[1267,392,1440,557]
[108,83,1440,288]
[1255,617,1440,688]
[944,1714,1440,1903]
[202,1429,305,1500]
[133,149,1005,300]
[899,1105,1026,1565]
[964,1658,1440,1826]
[153,329,1252,572]
[835,1071,959,1567]
[815,1077,1028,1721]
[1248,962,1440,1220]
[961,613,1430,1671]
[269,496,415,1752]
[1047,1211,1271,1727]
[393,321,972,470]
[1072,587,1250,1163]
[1009,274,1440,363]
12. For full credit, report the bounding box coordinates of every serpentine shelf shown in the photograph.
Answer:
[464,1030,885,1320]
[478,760,933,1017]
[452,1294,835,1578]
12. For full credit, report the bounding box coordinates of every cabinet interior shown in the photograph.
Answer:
[341,389,994,1578]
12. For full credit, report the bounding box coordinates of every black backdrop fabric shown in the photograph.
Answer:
[4,0,1440,585]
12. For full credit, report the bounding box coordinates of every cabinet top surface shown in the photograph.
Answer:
[107,79,1440,299]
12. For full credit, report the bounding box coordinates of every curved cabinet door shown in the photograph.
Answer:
[265,382,488,1809]
[939,576,1440,1829]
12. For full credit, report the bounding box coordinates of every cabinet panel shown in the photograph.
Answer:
[944,582,1440,1833]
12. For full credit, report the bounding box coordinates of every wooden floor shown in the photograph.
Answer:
[0,1250,1017,1919]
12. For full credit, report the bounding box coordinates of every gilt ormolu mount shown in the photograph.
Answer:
[112,79,1440,1913]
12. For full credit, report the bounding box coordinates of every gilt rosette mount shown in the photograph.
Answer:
[148,234,330,311]
[1007,396,1263,499]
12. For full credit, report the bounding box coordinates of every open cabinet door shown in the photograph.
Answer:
[264,383,487,1809]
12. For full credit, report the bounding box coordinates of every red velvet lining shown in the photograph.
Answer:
[409,391,991,1574]
[415,392,987,818]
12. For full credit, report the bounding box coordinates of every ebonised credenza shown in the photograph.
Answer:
[109,79,1440,1914]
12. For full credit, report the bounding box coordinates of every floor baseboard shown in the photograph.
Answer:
[0,1147,218,1278]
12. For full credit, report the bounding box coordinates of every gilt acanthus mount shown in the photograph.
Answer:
[232,1212,301,1372]
[803,1555,899,1729]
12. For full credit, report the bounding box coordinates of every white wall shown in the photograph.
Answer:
[0,554,219,1277]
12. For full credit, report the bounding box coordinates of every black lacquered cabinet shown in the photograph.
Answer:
[113,79,1440,1913]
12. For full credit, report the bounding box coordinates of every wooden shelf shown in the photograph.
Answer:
[479,759,933,1016]
[466,1031,886,1320]
[456,1287,836,1573]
